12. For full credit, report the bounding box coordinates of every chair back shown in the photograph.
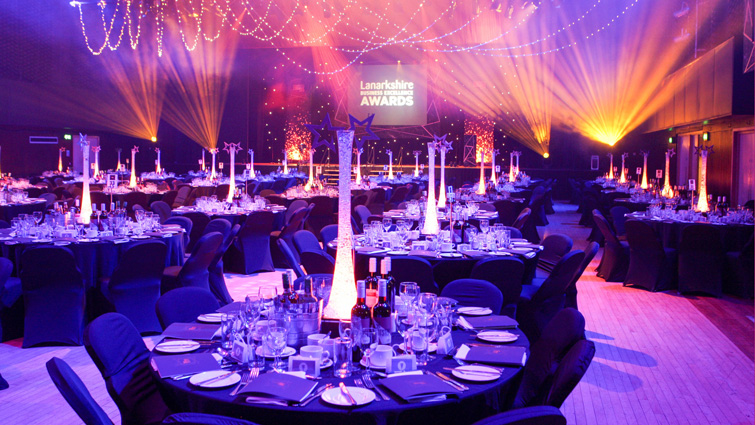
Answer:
[286,200,309,224]
[161,190,178,208]
[532,250,585,304]
[306,196,335,238]
[123,192,149,211]
[46,357,114,425]
[293,230,323,255]
[540,234,573,265]
[150,201,172,224]
[214,184,230,200]
[84,313,171,425]
[440,279,503,313]
[320,224,338,246]
[173,185,192,208]
[592,210,620,244]
[564,242,599,310]
[277,239,305,278]
[609,206,630,236]
[625,219,664,252]
[271,178,288,193]
[208,224,240,305]
[203,218,232,240]
[512,208,531,230]
[229,211,275,274]
[514,308,586,408]
[164,216,193,248]
[390,256,438,294]
[387,186,410,206]
[265,195,287,207]
[179,232,223,290]
[300,251,335,275]
[21,246,84,347]
[678,224,725,296]
[259,189,276,197]
[546,339,596,407]
[106,241,167,334]
[156,287,220,329]
[470,257,525,309]
[89,191,109,208]
[354,205,372,229]
[183,212,212,253]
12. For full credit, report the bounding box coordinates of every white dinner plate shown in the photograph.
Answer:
[440,252,463,258]
[189,370,240,388]
[155,340,201,354]
[458,307,493,316]
[510,238,528,242]
[255,346,296,358]
[321,386,375,407]
[451,365,502,382]
[360,357,388,369]
[387,250,409,256]
[197,313,223,323]
[398,342,438,353]
[491,251,512,256]
[476,330,519,343]
[131,235,150,239]
[54,241,71,246]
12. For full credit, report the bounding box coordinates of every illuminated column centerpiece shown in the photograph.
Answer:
[281,150,289,174]
[209,148,218,179]
[514,151,521,175]
[640,150,649,189]
[386,149,394,180]
[202,149,206,172]
[661,148,675,198]
[116,148,122,171]
[436,135,451,209]
[476,150,486,195]
[247,149,255,178]
[223,142,242,202]
[129,146,139,188]
[79,135,92,225]
[154,148,161,174]
[306,148,315,190]
[413,151,421,177]
[489,148,499,183]
[91,145,101,177]
[607,153,614,180]
[58,147,65,172]
[509,152,516,182]
[422,141,440,235]
[354,148,363,185]
[324,130,357,320]
[695,145,713,212]
[618,152,628,183]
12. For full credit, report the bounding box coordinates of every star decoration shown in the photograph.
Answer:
[413,150,422,156]
[348,114,379,151]
[79,134,89,150]
[154,147,160,153]
[353,148,364,155]
[386,149,392,156]
[59,147,66,152]
[131,145,139,153]
[91,145,101,153]
[512,151,522,156]
[248,149,254,156]
[489,148,499,156]
[223,142,242,154]
[433,134,452,151]
[640,150,649,156]
[621,152,629,159]
[667,147,676,157]
[209,148,218,154]
[694,145,713,156]
[305,114,343,154]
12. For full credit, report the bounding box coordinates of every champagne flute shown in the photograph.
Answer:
[265,326,288,372]
[400,282,419,308]
[32,211,43,227]
[382,217,393,235]
[479,219,490,235]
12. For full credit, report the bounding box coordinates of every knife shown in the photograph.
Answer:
[435,372,469,391]
[339,382,358,405]
[299,384,333,406]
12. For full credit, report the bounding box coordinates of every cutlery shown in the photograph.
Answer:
[362,374,390,401]
[434,372,469,391]
[442,367,501,377]
[339,382,358,405]
[353,377,367,390]
[299,383,333,407]
[229,370,250,397]
[195,371,235,386]
[171,364,233,380]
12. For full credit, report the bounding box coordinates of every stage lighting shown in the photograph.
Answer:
[674,2,690,18]
[543,152,550,158]
[702,131,709,142]
[151,136,157,142]
[63,134,72,140]
[491,0,503,12]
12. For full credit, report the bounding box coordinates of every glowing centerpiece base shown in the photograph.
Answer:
[354,148,363,185]
[661,148,675,198]
[224,142,241,202]
[618,152,628,183]
[210,148,218,180]
[79,135,92,225]
[248,149,255,178]
[422,142,439,235]
[323,130,357,320]
[387,149,394,180]
[129,146,139,188]
[695,145,713,212]
[58,147,65,173]
[490,149,498,183]
[640,150,649,189]
[435,135,451,209]
[607,153,614,180]
[476,151,486,195]
[413,150,421,178]
[305,148,315,190]
[155,148,162,174]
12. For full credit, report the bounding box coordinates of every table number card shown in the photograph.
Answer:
[656,169,663,179]
[316,166,323,175]
[383,165,389,171]
[386,355,417,373]
[436,331,454,355]
[688,179,696,191]
[496,165,501,173]
[288,356,320,377]
[636,167,642,175]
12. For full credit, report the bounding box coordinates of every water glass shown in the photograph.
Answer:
[265,326,289,372]
[399,282,419,308]
[333,337,353,378]
[220,313,238,350]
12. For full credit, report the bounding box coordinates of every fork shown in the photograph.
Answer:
[229,370,250,397]
[248,367,260,383]
[362,374,390,401]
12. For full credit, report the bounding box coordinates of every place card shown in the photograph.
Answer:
[385,354,417,374]
[288,355,320,377]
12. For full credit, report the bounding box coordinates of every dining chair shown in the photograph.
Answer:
[493,200,522,227]
[305,195,336,239]
[100,241,167,335]
[623,220,678,292]
[320,224,338,250]
[209,224,240,306]
[202,218,232,241]
[285,199,309,224]
[46,357,114,425]
[161,413,260,424]
[150,201,172,224]
[517,250,585,344]
[609,206,630,237]
[277,239,305,278]
[293,230,324,256]
[225,211,275,274]
[84,313,173,425]
[440,279,503,313]
[164,216,193,248]
[21,246,85,347]
[564,242,600,310]
[265,195,287,206]
[161,191,178,208]
[471,406,566,425]
[512,208,539,243]
[366,188,386,215]
[390,256,439,294]
[724,234,754,298]
[0,257,22,342]
[299,250,335,275]
[385,185,410,211]
[513,308,592,409]
[270,205,312,268]
[258,189,276,197]
[592,210,629,282]
[538,234,573,272]
[156,287,220,329]
[528,186,549,227]
[353,204,372,230]
[161,232,223,294]
[678,224,724,297]
[470,257,525,317]
[172,185,192,208]
[183,212,212,253]
[546,339,596,407]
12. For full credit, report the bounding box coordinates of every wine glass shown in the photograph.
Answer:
[258,285,278,313]
[479,219,490,235]
[400,282,419,308]
[382,217,393,234]
[417,292,438,314]
[134,209,145,226]
[265,326,289,372]
[32,211,43,227]
[357,328,378,376]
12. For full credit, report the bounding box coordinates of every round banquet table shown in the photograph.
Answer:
[151,328,528,425]
[613,198,691,213]
[626,215,754,251]
[0,199,47,223]
[0,229,185,290]
[172,206,286,230]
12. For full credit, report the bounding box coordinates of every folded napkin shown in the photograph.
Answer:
[216,301,244,314]
[409,249,438,258]
[511,243,543,250]
[455,344,527,367]
[462,250,489,258]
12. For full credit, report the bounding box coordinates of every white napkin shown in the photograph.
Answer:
[386,370,423,378]
[454,344,471,360]
[457,316,474,330]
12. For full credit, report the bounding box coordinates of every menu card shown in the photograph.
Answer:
[381,373,461,402]
[238,372,317,403]
[162,322,219,340]
[455,344,527,367]
[464,315,518,329]
[150,353,221,378]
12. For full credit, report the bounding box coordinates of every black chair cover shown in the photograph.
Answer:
[156,287,220,329]
[623,220,677,292]
[470,257,525,317]
[0,257,22,342]
[293,230,323,255]
[84,313,172,425]
[546,339,596,407]
[209,224,240,306]
[440,279,503,313]
[225,211,275,274]
[21,246,85,347]
[564,242,599,310]
[538,234,573,271]
[183,212,212,253]
[277,239,305,278]
[164,216,193,248]
[593,210,629,282]
[162,233,223,294]
[285,200,309,224]
[609,206,630,236]
[724,235,754,298]
[678,224,724,296]
[528,186,549,227]
[202,218,231,241]
[162,413,260,425]
[150,201,172,224]
[101,241,167,335]
[46,357,114,425]
[305,196,335,239]
[390,256,439,294]
[299,251,335,275]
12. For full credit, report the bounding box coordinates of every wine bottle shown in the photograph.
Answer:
[382,257,397,311]
[279,271,294,308]
[372,279,392,344]
[351,280,372,331]
[721,196,728,215]
[365,257,379,301]
[298,275,318,313]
